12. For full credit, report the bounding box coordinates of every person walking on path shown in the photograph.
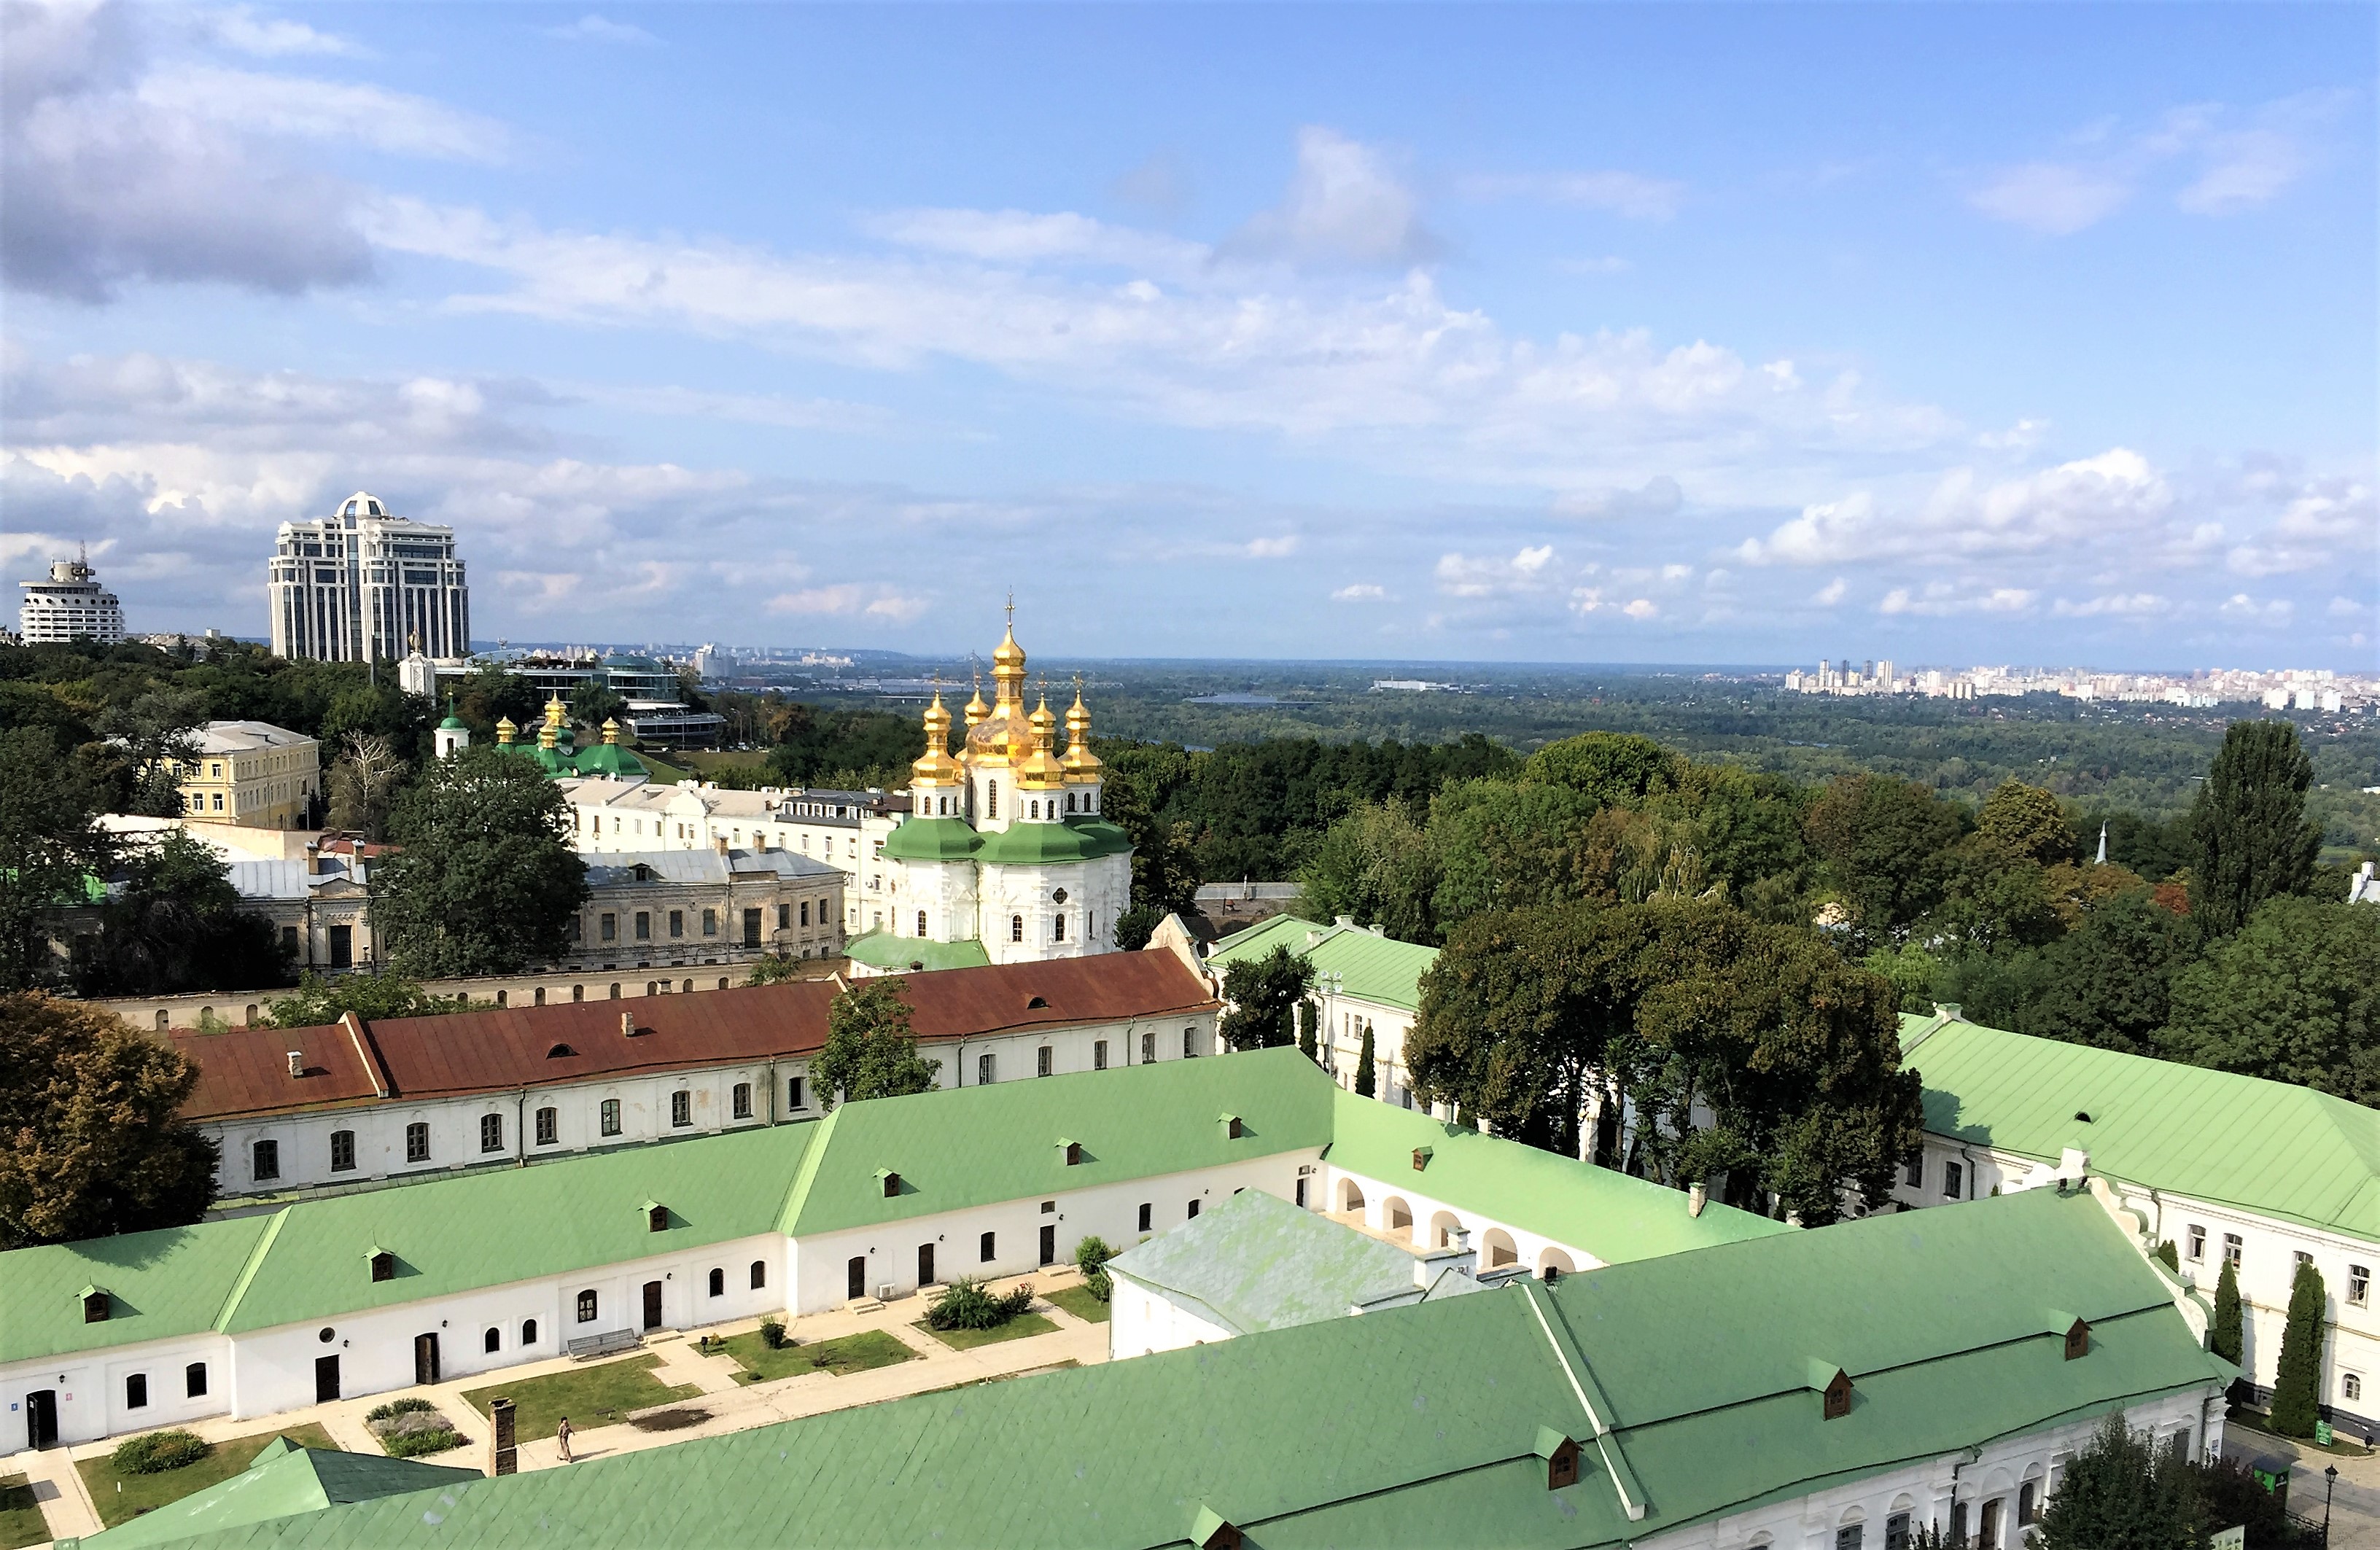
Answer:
[556,1417,573,1463]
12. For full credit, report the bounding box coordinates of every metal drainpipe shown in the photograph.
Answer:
[515,1090,526,1166]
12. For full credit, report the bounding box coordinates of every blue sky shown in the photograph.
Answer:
[4,1,2372,666]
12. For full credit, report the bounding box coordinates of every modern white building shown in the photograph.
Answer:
[269,492,470,663]
[17,552,126,644]
[851,612,1132,975]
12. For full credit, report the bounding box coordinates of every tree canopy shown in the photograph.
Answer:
[2189,720,2321,937]
[0,727,112,991]
[814,977,941,1107]
[71,829,288,997]
[1218,943,1315,1051]
[2158,895,2380,1102]
[368,747,588,977]
[2034,1413,2207,1550]
[0,993,219,1248]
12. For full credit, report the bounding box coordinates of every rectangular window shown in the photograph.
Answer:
[702,908,718,936]
[535,1107,558,1146]
[405,1122,429,1163]
[788,1076,806,1110]
[2353,1266,2370,1306]
[800,901,810,927]
[1883,1514,1910,1550]
[778,903,790,930]
[126,1373,148,1410]
[2187,1226,2206,1262]
[1835,1526,1862,1550]
[600,913,617,942]
[1183,1028,1199,1059]
[744,908,763,947]
[669,910,684,938]
[979,1231,995,1263]
[1941,1159,1964,1199]
[185,1362,207,1398]
[1138,1202,1152,1233]
[733,1082,752,1119]
[1038,1046,1053,1078]
[2296,1250,2314,1271]
[601,1098,623,1137]
[480,1113,503,1153]
[1188,1199,1200,1220]
[1094,1040,1108,1071]
[671,1089,692,1127]
[281,924,299,955]
[634,911,651,940]
[1142,1031,1156,1064]
[979,1054,996,1086]
[330,1129,355,1172]
[2346,1372,2365,1403]
[1901,1151,1922,1188]
[252,1139,280,1181]
[2225,1233,2243,1269]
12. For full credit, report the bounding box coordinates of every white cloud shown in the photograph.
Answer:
[1435,545,1560,599]
[1967,163,2131,234]
[1244,534,1300,558]
[2218,593,2295,626]
[1811,577,1846,607]
[1218,127,1439,266]
[1331,583,1391,602]
[1463,170,1684,222]
[866,209,1202,273]
[1735,448,2172,567]
[2224,476,2375,576]
[1622,598,1660,620]
[545,14,657,44]
[136,66,510,161]
[2332,596,2368,618]
[198,7,361,56]
[1552,475,1681,520]
[1878,585,2037,617]
[2052,593,2170,619]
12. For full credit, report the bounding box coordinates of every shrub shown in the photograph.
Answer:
[2153,1240,2179,1271]
[1075,1236,1116,1304]
[382,1428,462,1459]
[758,1317,787,1350]
[926,1277,1035,1331]
[365,1396,437,1422]
[110,1430,210,1475]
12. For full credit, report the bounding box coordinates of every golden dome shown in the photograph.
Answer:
[1062,681,1104,780]
[992,623,1026,669]
[1016,695,1067,790]
[600,717,621,745]
[962,671,989,730]
[494,716,517,745]
[543,693,568,731]
[990,612,1027,706]
[911,691,963,786]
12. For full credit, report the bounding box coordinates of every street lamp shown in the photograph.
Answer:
[1315,970,1346,1074]
[2325,1463,2337,1546]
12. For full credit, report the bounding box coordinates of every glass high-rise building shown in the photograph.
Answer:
[268,491,470,663]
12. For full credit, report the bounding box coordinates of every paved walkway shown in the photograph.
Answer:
[5,1269,1108,1545]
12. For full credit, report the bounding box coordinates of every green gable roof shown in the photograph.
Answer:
[1326,1088,1791,1265]
[783,1047,1337,1237]
[1107,1185,1481,1336]
[973,817,1132,865]
[842,932,992,972]
[1208,914,1439,1013]
[79,1444,478,1550]
[122,1190,2225,1550]
[878,816,981,862]
[3,1215,278,1366]
[1905,1014,2380,1240]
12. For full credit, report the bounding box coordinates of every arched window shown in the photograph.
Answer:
[750,1259,767,1289]
[521,1318,539,1346]
[917,911,928,937]
[1053,915,1065,942]
[1011,915,1024,943]
[986,782,998,818]
[1029,800,1038,819]
[708,1267,725,1297]
[576,1290,598,1323]
[483,1327,501,1353]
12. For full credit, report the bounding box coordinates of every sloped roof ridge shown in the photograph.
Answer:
[213,1207,291,1332]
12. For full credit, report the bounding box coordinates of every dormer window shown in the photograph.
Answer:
[647,1204,669,1233]
[1533,1427,1579,1491]
[1026,995,1049,1010]
[1412,1146,1433,1173]
[82,1288,110,1323]
[1821,1369,1852,1420]
[1219,1113,1244,1140]
[2064,1318,2090,1360]
[547,1043,575,1059]
[370,1250,394,1283]
[1060,1140,1083,1167]
[879,1169,902,1199]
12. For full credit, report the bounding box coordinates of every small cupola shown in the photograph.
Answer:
[1533,1425,1581,1491]
[79,1285,111,1323]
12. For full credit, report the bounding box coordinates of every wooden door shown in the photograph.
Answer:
[917,1243,935,1288]
[314,1355,341,1403]
[25,1390,56,1450]
[847,1255,866,1299]
[1039,1225,1056,1266]
[413,1332,440,1386]
[642,1280,664,1330]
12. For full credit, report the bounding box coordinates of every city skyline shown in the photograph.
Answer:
[3,2,2373,664]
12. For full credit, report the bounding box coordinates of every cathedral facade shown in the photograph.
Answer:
[846,615,1133,975]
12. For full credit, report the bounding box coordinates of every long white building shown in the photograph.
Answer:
[268,491,470,663]
[17,553,126,644]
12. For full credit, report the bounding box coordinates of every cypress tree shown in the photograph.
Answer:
[2268,1259,2328,1436]
[1355,1026,1377,1097]
[2189,720,2321,937]
[2210,1258,2244,1364]
[1296,1000,1318,1062]
[2154,1240,2179,1272]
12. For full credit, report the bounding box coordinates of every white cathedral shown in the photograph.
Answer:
[844,612,1133,975]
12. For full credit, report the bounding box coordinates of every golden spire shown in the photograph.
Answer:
[911,681,962,787]
[1062,672,1104,782]
[990,598,1027,706]
[543,693,568,732]
[962,666,989,729]
[1017,691,1065,790]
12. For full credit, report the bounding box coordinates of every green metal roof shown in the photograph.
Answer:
[1,1214,279,1365]
[1904,1014,2380,1240]
[878,816,981,862]
[77,1442,478,1550]
[973,817,1133,866]
[841,932,992,972]
[1107,1185,1480,1336]
[1208,914,1439,1013]
[782,1047,1337,1237]
[117,1189,2227,1550]
[1326,1088,1792,1265]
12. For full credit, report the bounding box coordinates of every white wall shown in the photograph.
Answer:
[1,1334,234,1450]
[1326,1166,1589,1280]
[790,1156,1312,1315]
[1108,1271,1235,1359]
[1643,1388,2219,1549]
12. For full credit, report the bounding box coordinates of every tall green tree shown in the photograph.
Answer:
[1296,999,1318,1061]
[2210,1258,2244,1364]
[814,977,940,1107]
[2159,896,2380,1102]
[2034,1412,2206,1550]
[1296,797,1439,944]
[96,686,209,817]
[72,829,289,996]
[1354,1024,1377,1097]
[1977,779,2076,865]
[1219,944,1315,1051]
[2268,1259,2328,1437]
[2189,720,2321,937]
[0,993,219,1248]
[2017,889,2193,1055]
[0,728,112,990]
[1520,732,1681,807]
[1426,779,1604,936]
[1804,774,1966,951]
[368,747,589,977]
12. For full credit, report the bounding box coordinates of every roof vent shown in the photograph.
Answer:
[2074,1110,2093,1123]
[287,1051,305,1078]
[621,1012,639,1038]
[1412,1145,1433,1172]
[1533,1426,1581,1491]
[645,1202,669,1232]
[1026,995,1049,1010]
[548,1043,576,1059]
[909,960,925,971]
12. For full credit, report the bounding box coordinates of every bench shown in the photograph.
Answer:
[566,1329,642,1362]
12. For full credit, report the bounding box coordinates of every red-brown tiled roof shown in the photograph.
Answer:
[172,951,1219,1122]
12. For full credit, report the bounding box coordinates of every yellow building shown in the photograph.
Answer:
[175,721,322,829]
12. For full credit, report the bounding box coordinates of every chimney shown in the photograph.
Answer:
[716,836,730,856]
[305,841,324,876]
[621,1011,638,1038]
[287,1051,305,1078]
[1687,1183,1707,1217]
[1334,916,1355,930]
[489,1398,517,1476]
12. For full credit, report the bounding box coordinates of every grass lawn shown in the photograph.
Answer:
[0,1476,47,1550]
[726,1328,915,1384]
[78,1422,337,1529]
[461,1353,699,1445]
[1043,1285,1111,1324]
[2226,1404,2376,1457]
[916,1312,1060,1352]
